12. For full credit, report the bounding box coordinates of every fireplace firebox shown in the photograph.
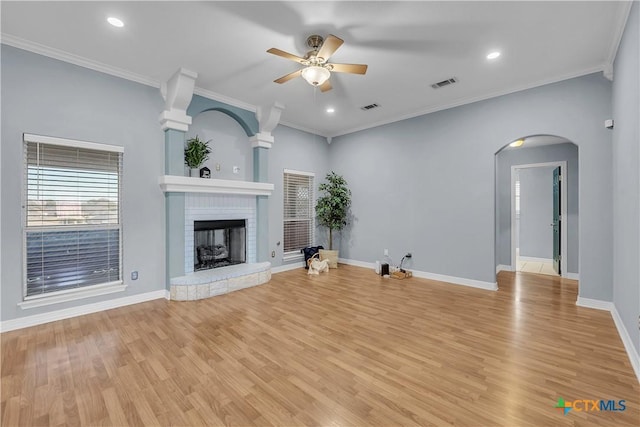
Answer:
[194,219,246,271]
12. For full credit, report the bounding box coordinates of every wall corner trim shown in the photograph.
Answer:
[0,290,167,333]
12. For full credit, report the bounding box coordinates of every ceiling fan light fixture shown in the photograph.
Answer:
[301,66,330,86]
[510,138,525,147]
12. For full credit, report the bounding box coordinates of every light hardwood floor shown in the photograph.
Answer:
[2,265,638,426]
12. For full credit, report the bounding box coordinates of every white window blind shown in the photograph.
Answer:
[283,170,314,253]
[23,134,123,298]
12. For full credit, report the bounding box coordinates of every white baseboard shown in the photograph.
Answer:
[272,262,304,274]
[576,297,639,383]
[496,264,513,274]
[565,272,580,280]
[339,258,497,291]
[519,256,554,263]
[0,289,167,333]
[338,258,375,269]
[611,306,640,383]
[412,270,498,291]
[576,296,615,311]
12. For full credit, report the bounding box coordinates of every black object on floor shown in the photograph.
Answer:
[301,246,324,269]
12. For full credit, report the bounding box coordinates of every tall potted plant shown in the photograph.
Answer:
[315,171,351,268]
[184,135,211,177]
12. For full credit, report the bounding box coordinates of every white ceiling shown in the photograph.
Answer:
[1,1,630,138]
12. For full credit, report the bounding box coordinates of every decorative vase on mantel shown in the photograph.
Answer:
[184,135,211,178]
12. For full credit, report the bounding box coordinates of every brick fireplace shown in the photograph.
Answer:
[184,193,256,274]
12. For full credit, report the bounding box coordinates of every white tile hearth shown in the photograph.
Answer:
[170,262,271,301]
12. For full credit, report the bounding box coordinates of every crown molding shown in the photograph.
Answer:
[1,33,160,88]
[604,0,634,73]
[329,65,605,138]
[1,34,259,117]
[1,31,621,141]
[279,120,329,138]
[193,87,257,113]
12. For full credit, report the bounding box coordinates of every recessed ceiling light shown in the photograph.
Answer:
[326,107,335,113]
[509,139,525,148]
[107,17,124,28]
[487,51,501,60]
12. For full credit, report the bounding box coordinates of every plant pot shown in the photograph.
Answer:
[319,249,339,268]
[189,168,200,177]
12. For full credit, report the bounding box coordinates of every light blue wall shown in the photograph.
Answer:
[1,39,628,323]
[1,45,166,321]
[612,2,640,355]
[331,73,611,299]
[187,110,253,181]
[268,127,330,267]
[186,109,331,268]
[495,143,579,272]
[0,45,331,322]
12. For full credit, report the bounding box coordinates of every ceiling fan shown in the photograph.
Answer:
[267,34,368,92]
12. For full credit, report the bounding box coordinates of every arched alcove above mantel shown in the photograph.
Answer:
[187,94,259,137]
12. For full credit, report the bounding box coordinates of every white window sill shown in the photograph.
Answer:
[283,253,304,262]
[18,281,127,310]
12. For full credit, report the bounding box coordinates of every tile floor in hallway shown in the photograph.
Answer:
[517,257,559,276]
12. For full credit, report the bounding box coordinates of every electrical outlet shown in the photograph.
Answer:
[271,251,276,258]
[233,166,240,174]
[131,271,138,280]
[384,249,389,256]
[215,163,221,171]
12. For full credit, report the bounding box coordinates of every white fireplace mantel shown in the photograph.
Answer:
[159,175,274,196]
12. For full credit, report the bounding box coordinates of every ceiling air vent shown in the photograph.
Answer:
[431,77,458,89]
[361,103,380,111]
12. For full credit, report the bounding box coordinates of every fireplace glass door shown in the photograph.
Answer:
[194,220,246,271]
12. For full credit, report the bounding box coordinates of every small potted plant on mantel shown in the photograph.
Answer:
[184,135,211,177]
[315,171,352,268]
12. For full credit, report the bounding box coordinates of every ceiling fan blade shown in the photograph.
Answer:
[319,80,332,92]
[317,34,344,61]
[330,63,368,75]
[274,69,302,84]
[267,48,306,64]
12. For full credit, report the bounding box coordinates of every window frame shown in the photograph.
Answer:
[20,133,125,308]
[283,168,315,260]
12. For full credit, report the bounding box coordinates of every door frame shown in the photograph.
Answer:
[510,161,568,277]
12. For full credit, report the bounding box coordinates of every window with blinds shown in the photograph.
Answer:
[283,170,314,254]
[23,134,123,298]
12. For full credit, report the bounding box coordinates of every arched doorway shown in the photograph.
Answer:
[495,135,579,280]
